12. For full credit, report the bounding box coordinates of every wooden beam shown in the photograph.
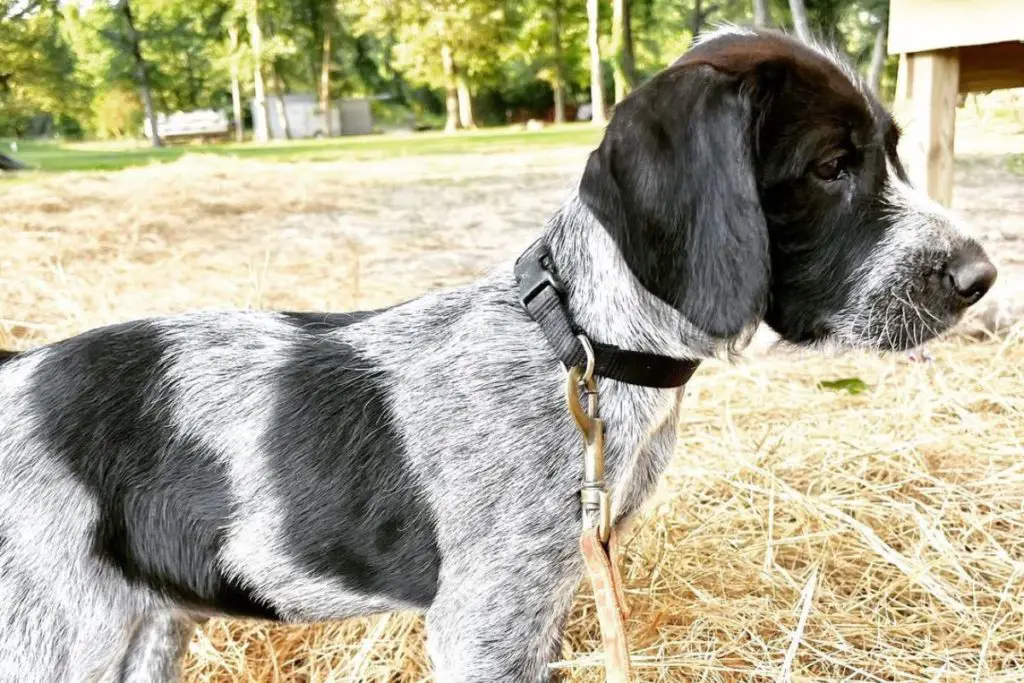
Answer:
[905,50,960,208]
[888,0,1024,55]
[894,52,913,106]
[0,152,29,172]
[959,41,1024,93]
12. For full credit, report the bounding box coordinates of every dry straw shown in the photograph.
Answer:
[2,150,1022,682]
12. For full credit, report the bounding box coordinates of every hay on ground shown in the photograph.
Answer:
[1,133,1022,681]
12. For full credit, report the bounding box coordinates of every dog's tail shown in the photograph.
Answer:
[0,350,20,366]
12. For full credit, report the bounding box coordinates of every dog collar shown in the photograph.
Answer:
[513,239,700,389]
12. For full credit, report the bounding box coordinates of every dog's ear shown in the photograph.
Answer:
[579,63,768,339]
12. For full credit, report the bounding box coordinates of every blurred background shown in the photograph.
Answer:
[2,1,1023,681]
[1,0,901,149]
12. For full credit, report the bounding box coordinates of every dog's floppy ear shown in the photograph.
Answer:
[579,63,768,339]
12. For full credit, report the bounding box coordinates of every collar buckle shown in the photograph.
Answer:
[514,240,566,308]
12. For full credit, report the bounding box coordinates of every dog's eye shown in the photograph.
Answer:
[812,154,848,182]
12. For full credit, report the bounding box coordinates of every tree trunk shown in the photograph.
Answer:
[690,0,721,37]
[867,15,888,94]
[320,31,333,136]
[752,0,770,27]
[456,73,476,129]
[788,0,811,43]
[272,65,291,139]
[119,0,161,147]
[551,0,566,124]
[441,44,460,133]
[586,0,606,125]
[228,23,243,142]
[611,0,635,103]
[247,0,269,142]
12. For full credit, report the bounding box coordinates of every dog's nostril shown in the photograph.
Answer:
[948,258,997,303]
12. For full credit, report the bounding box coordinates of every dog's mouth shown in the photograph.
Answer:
[829,284,972,352]
[824,238,997,353]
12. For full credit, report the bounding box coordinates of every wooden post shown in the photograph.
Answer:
[894,53,913,105]
[905,50,959,207]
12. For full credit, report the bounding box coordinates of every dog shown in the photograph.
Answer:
[0,28,997,683]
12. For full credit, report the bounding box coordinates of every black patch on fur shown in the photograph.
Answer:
[264,312,442,610]
[0,350,19,366]
[280,309,386,333]
[582,28,917,346]
[29,322,281,621]
[580,62,769,339]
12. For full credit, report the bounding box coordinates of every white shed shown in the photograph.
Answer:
[250,94,373,140]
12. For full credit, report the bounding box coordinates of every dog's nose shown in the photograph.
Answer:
[947,251,997,305]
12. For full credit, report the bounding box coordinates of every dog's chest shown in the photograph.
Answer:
[605,386,686,524]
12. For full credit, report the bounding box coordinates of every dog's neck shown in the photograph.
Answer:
[543,192,720,361]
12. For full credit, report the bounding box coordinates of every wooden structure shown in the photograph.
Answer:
[0,152,29,172]
[888,0,1024,206]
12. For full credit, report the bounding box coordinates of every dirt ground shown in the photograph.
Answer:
[1,116,1023,681]
[3,115,1021,348]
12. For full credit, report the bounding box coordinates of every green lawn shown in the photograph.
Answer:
[1,125,603,173]
[1009,154,1024,176]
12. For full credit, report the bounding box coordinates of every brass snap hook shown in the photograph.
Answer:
[566,362,611,544]
[566,365,597,438]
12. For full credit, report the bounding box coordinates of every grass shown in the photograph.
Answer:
[1,124,602,173]
[1009,154,1024,176]
[1,118,1022,682]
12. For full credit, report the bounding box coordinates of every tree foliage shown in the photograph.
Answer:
[0,0,897,138]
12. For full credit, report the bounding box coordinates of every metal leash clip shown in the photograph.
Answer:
[565,335,611,544]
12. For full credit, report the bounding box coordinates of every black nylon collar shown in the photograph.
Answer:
[513,239,700,389]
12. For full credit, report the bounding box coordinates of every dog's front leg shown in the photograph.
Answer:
[116,612,197,683]
[425,534,581,683]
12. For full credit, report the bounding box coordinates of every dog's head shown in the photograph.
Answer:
[580,28,996,351]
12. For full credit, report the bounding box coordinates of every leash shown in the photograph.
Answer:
[566,362,632,682]
[514,238,700,681]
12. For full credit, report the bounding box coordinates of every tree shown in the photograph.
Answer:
[689,0,718,38]
[456,66,475,129]
[441,43,460,131]
[788,0,811,43]
[117,0,161,147]
[367,0,510,132]
[246,0,269,141]
[611,0,635,103]
[227,21,244,141]
[3,0,898,139]
[551,0,566,123]
[319,7,335,136]
[294,0,339,136]
[752,0,771,27]
[0,0,84,136]
[586,0,605,124]
[866,4,889,93]
[497,0,588,125]
[270,62,292,138]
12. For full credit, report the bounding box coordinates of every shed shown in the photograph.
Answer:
[888,0,1024,206]
[144,110,230,142]
[250,94,373,140]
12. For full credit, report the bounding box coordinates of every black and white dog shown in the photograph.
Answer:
[0,28,997,682]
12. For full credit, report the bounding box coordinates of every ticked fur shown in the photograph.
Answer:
[0,27,995,683]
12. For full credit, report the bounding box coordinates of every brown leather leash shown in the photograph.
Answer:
[514,238,700,681]
[566,359,633,682]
